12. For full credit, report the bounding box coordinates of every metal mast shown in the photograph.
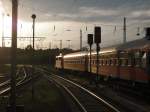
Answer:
[80,29,82,50]
[123,17,126,44]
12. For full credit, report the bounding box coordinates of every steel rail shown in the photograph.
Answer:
[46,75,87,112]
[38,66,121,112]
[52,74,120,112]
[0,67,28,95]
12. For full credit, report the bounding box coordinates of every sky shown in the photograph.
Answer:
[0,0,150,49]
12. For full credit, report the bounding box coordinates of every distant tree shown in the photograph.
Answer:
[25,45,33,51]
[81,47,88,51]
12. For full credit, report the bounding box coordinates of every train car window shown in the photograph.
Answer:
[121,58,127,66]
[102,60,104,65]
[120,59,123,66]
[103,60,105,65]
[135,58,141,67]
[106,60,108,66]
[99,60,102,65]
[106,60,108,65]
[91,60,93,64]
[125,59,128,66]
[101,60,103,66]
[110,59,112,66]
[104,60,106,65]
[96,60,98,65]
[112,59,116,66]
[128,58,132,66]
[116,59,119,66]
[94,60,96,65]
[107,59,110,66]
[111,59,113,66]
[103,60,106,66]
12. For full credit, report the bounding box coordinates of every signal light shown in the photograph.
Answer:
[94,27,101,43]
[88,34,93,45]
[146,27,150,36]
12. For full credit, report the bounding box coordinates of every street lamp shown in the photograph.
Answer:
[31,14,36,101]
[31,14,36,49]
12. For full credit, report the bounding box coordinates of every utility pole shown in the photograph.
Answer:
[123,17,126,44]
[49,42,51,49]
[59,40,62,50]
[10,0,18,112]
[2,13,4,47]
[80,29,82,50]
[66,40,71,49]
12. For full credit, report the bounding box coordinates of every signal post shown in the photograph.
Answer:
[87,34,93,74]
[94,27,101,86]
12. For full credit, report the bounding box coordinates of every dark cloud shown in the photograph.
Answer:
[2,0,150,23]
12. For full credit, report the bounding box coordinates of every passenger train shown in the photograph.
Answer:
[56,34,150,84]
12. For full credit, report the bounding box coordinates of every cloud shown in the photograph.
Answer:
[1,0,143,24]
[79,7,119,17]
[130,10,150,18]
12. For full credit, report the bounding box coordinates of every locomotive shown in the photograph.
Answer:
[56,29,150,84]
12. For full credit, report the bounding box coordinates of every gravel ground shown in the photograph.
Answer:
[54,69,150,112]
[0,76,72,112]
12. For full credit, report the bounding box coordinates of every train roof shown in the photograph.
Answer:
[62,38,150,59]
[63,51,87,58]
[116,38,150,51]
[64,47,117,58]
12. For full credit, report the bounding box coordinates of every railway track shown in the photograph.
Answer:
[41,70,120,112]
[0,66,30,95]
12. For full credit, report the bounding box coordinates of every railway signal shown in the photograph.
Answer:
[88,34,93,74]
[94,27,101,44]
[146,27,150,39]
[94,26,101,86]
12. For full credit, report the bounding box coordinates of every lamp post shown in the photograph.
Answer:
[31,14,36,101]
[31,14,36,49]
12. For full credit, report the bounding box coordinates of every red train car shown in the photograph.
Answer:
[55,38,150,84]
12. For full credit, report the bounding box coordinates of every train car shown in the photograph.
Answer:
[55,30,150,84]
[63,52,88,72]
[55,53,64,69]
[88,47,118,78]
[116,38,150,83]
[88,38,150,83]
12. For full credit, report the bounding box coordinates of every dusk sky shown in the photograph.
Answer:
[0,0,150,49]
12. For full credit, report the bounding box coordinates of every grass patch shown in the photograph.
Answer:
[0,64,11,74]
[16,77,70,112]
